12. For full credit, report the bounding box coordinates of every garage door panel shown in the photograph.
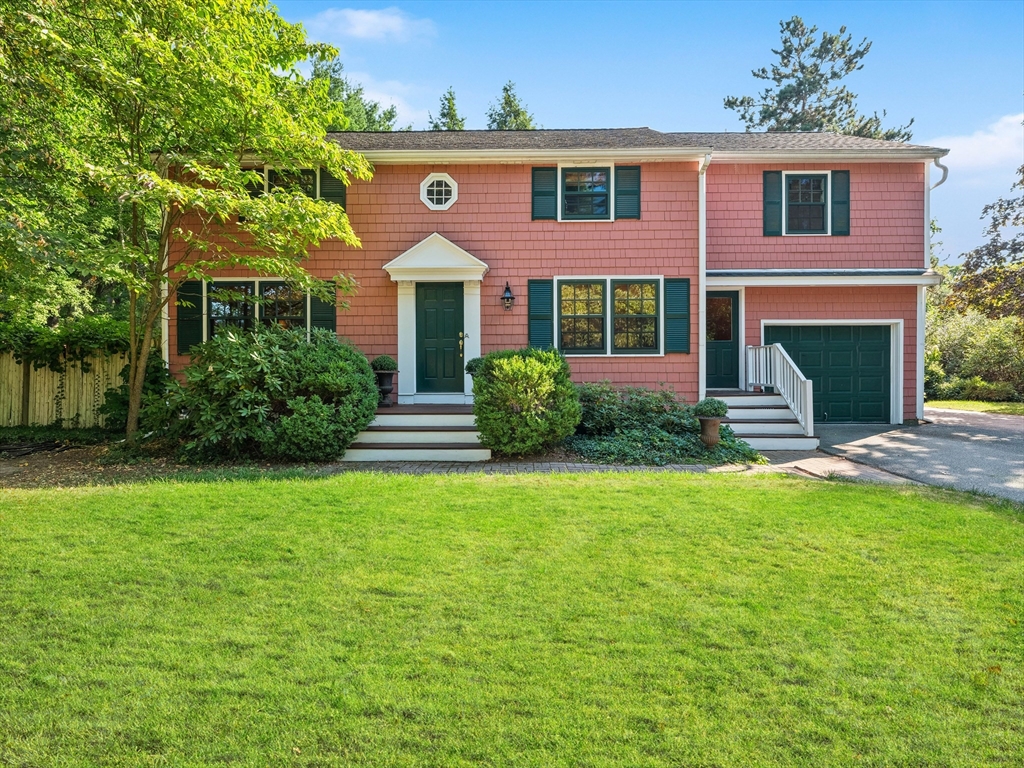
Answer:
[764,325,891,423]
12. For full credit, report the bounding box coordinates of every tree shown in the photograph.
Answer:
[948,165,1024,319]
[486,81,536,130]
[724,16,913,141]
[310,55,404,132]
[0,0,373,440]
[428,87,466,131]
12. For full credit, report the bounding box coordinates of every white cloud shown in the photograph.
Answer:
[346,71,431,128]
[305,7,435,43]
[927,113,1023,173]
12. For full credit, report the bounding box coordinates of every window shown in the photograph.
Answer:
[420,173,458,210]
[260,282,307,330]
[208,282,256,338]
[559,281,605,352]
[612,281,658,353]
[239,167,347,207]
[562,168,610,220]
[268,168,317,197]
[786,174,827,234]
[764,170,850,236]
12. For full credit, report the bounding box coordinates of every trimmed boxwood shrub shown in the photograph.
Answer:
[472,348,581,456]
[152,325,377,461]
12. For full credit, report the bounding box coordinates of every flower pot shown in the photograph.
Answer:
[374,370,397,407]
[698,416,722,448]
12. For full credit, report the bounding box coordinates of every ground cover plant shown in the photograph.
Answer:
[1,473,1020,766]
[566,382,763,465]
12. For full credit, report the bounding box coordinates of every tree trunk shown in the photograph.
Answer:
[125,291,158,441]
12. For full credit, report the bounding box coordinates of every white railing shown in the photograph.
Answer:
[745,344,815,436]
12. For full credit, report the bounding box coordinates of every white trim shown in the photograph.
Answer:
[710,151,948,163]
[420,172,458,211]
[916,286,926,421]
[383,232,489,284]
[760,318,904,425]
[556,163,615,223]
[395,281,417,403]
[551,275,665,357]
[923,161,931,269]
[707,273,942,288]
[781,170,831,236]
[355,148,712,165]
[737,287,746,390]
[698,153,710,399]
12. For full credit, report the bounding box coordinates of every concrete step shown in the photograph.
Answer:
[358,426,481,444]
[342,443,491,462]
[741,435,820,451]
[726,419,805,435]
[372,412,477,428]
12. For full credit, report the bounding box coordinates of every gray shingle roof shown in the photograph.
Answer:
[328,128,948,156]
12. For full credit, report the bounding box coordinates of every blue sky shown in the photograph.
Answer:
[276,0,1024,261]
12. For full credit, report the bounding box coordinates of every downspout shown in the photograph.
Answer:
[916,155,948,421]
[697,152,712,401]
[930,157,949,190]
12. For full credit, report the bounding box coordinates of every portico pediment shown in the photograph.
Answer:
[383,232,489,283]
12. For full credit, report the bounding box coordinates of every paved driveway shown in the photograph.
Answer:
[816,408,1024,503]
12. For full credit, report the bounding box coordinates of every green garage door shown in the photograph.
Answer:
[764,325,891,423]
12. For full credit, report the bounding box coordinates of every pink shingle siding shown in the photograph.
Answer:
[707,163,925,270]
[744,286,918,420]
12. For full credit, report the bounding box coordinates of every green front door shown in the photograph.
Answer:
[416,282,464,393]
[764,325,891,423]
[706,291,740,389]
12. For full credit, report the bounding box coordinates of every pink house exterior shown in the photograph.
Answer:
[164,129,948,442]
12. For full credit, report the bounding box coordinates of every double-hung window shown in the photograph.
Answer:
[559,281,606,353]
[239,167,347,206]
[612,281,658,354]
[562,168,610,220]
[555,278,660,355]
[531,166,641,221]
[763,170,850,236]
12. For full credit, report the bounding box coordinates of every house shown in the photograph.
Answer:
[163,128,948,459]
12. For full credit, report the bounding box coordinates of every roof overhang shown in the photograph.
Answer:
[709,150,949,163]
[383,232,489,282]
[707,269,942,287]
[347,148,714,165]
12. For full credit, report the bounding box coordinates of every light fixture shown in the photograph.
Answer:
[501,282,515,311]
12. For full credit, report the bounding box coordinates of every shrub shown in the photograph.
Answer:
[155,326,377,461]
[924,348,945,400]
[565,426,763,466]
[97,355,171,432]
[959,377,1018,402]
[472,348,581,456]
[927,310,1024,398]
[464,357,484,377]
[694,397,730,418]
[576,381,696,435]
[369,354,398,372]
[959,317,1024,394]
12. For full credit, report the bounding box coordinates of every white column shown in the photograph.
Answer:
[463,281,482,399]
[396,281,416,403]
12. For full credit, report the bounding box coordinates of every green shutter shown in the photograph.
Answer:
[319,169,347,207]
[831,170,850,236]
[176,281,204,355]
[614,166,641,219]
[527,279,554,349]
[664,278,690,353]
[532,168,557,220]
[310,291,337,333]
[763,171,783,236]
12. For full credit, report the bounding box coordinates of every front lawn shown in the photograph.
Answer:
[926,399,1024,415]
[1,474,1021,766]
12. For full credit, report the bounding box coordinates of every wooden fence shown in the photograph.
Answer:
[0,352,129,428]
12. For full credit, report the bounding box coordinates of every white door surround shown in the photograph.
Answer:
[383,233,489,404]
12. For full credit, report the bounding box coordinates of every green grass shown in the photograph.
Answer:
[1,474,1021,767]
[926,399,1024,415]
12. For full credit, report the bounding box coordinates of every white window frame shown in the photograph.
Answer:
[782,170,832,237]
[552,275,666,357]
[420,172,458,211]
[556,163,616,223]
[201,278,315,343]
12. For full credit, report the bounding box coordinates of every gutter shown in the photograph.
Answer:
[345,147,715,165]
[698,153,712,401]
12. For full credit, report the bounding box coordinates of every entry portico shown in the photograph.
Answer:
[383,232,489,404]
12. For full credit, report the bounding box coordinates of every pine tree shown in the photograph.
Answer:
[311,55,402,132]
[428,87,466,130]
[724,16,913,141]
[485,81,536,130]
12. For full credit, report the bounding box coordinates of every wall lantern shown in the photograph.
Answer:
[501,282,516,311]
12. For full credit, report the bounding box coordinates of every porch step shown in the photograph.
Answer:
[725,418,805,435]
[741,435,820,451]
[715,393,788,408]
[723,405,792,420]
[342,405,490,461]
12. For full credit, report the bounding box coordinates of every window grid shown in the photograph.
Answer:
[208,282,256,338]
[426,179,453,207]
[612,281,659,353]
[260,282,307,330]
[786,174,828,234]
[207,280,310,341]
[562,168,610,220]
[559,281,606,352]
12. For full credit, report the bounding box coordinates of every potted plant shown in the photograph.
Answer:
[693,397,729,448]
[369,355,399,407]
